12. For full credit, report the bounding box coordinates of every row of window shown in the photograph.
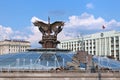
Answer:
[9,48,26,52]
[9,46,29,49]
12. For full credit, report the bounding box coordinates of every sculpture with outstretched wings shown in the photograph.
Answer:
[33,18,64,36]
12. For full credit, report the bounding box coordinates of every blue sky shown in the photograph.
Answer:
[0,0,120,47]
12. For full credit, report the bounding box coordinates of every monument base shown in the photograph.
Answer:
[40,35,60,48]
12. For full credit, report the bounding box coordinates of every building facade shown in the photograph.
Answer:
[58,30,120,60]
[58,38,83,52]
[0,39,31,55]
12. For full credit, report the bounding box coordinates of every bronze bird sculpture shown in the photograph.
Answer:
[33,17,64,36]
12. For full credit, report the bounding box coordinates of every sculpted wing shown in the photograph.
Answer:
[51,21,64,28]
[51,21,64,34]
[33,20,48,31]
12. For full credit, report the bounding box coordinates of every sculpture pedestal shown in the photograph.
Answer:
[39,35,60,48]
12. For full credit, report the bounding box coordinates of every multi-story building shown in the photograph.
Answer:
[58,38,83,52]
[0,39,31,55]
[58,30,120,60]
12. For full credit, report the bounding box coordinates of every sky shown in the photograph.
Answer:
[0,0,120,47]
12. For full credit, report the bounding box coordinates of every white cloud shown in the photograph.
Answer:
[27,26,42,43]
[0,25,29,41]
[26,26,42,47]
[0,25,13,40]
[86,3,94,9]
[65,12,105,30]
[63,12,120,40]
[0,17,46,47]
[106,19,120,28]
[12,35,27,40]
[65,12,120,30]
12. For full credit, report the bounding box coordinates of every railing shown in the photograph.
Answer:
[0,68,120,73]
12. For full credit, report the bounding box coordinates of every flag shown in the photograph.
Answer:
[102,25,105,29]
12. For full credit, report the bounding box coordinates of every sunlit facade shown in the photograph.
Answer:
[58,38,83,52]
[0,39,31,55]
[58,30,120,60]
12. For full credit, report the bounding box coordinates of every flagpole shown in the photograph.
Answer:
[98,25,105,80]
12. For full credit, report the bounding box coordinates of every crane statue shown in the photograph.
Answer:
[33,17,64,48]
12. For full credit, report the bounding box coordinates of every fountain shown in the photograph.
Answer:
[0,17,76,71]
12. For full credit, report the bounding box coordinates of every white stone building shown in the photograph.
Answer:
[58,38,83,52]
[0,39,31,55]
[58,30,120,60]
